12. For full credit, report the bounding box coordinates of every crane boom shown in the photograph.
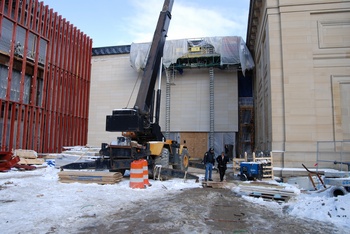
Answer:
[105,0,174,143]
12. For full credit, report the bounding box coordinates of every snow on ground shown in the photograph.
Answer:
[235,180,350,232]
[1,164,349,233]
[0,166,202,234]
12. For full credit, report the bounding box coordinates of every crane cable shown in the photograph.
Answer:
[125,71,142,108]
[125,44,151,108]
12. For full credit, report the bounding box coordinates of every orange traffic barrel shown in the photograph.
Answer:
[141,159,151,186]
[129,160,145,189]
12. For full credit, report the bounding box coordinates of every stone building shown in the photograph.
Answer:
[247,0,350,172]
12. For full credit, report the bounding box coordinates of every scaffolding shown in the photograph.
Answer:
[238,97,254,157]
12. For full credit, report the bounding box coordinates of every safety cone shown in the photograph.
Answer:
[129,160,145,189]
[141,159,152,186]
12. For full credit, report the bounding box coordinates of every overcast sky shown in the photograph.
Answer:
[41,0,250,48]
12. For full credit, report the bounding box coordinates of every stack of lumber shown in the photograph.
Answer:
[237,181,297,202]
[14,149,44,166]
[58,171,123,184]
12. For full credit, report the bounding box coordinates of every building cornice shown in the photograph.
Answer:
[246,0,262,55]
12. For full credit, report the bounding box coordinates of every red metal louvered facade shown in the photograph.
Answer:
[0,0,92,153]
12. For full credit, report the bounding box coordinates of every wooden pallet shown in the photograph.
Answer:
[58,171,123,184]
[17,158,44,165]
[237,183,296,202]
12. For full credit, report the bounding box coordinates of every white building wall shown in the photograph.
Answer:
[88,53,238,148]
[88,54,139,147]
[160,68,238,132]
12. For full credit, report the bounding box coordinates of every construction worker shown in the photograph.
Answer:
[216,151,229,182]
[203,148,215,181]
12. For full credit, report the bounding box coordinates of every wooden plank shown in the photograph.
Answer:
[58,171,123,184]
[59,179,122,185]
[58,171,122,177]
[18,158,44,165]
[14,149,38,159]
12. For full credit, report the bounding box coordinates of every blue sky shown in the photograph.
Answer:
[41,0,250,48]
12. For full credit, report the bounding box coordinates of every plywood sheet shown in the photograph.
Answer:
[180,132,207,159]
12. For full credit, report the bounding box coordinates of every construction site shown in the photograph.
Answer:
[0,0,349,233]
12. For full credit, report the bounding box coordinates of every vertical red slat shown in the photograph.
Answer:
[52,13,60,151]
[37,2,43,34]
[15,104,23,149]
[0,2,4,38]
[32,0,38,31]
[48,11,58,152]
[15,102,23,149]
[8,103,17,150]
[77,30,84,145]
[64,20,69,147]
[12,1,22,150]
[59,19,67,147]
[6,0,13,17]
[22,105,29,148]
[43,8,53,152]
[56,16,64,151]
[1,102,10,150]
[79,32,84,145]
[0,0,5,14]
[42,5,49,37]
[13,0,20,23]
[69,25,77,145]
[0,99,6,151]
[71,27,77,145]
[47,68,55,151]
[20,0,26,25]
[25,0,34,149]
[82,35,90,144]
[26,0,33,28]
[0,99,2,150]
[37,109,41,150]
[81,35,86,145]
[85,37,92,144]
[37,2,46,151]
[75,31,80,144]
[66,23,73,146]
[32,29,42,152]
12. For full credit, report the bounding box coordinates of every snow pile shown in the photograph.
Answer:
[238,181,350,231]
[286,189,349,228]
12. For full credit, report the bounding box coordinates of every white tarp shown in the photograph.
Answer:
[130,36,255,74]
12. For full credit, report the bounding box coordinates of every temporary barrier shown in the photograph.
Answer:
[129,160,146,189]
[141,159,151,186]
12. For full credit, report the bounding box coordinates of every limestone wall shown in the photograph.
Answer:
[251,0,350,168]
